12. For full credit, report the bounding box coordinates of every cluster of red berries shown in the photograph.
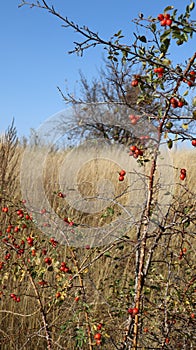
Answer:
[59,261,69,273]
[94,324,102,346]
[183,71,195,87]
[170,97,184,108]
[129,114,140,125]
[64,217,75,226]
[128,307,139,317]
[10,293,20,302]
[179,247,187,260]
[154,66,164,78]
[157,13,172,26]
[2,206,8,213]
[44,257,52,265]
[131,74,141,87]
[129,145,144,158]
[27,236,34,246]
[50,237,58,247]
[16,209,31,220]
[180,168,186,181]
[118,169,126,181]
[2,234,25,257]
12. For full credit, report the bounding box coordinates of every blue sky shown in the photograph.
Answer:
[0,0,195,138]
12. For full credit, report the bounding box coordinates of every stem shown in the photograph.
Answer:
[70,248,93,350]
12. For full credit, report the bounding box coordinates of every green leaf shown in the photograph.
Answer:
[104,252,112,257]
[172,31,183,40]
[164,5,174,12]
[160,29,171,42]
[183,32,189,42]
[189,2,195,11]
[183,90,189,96]
[176,39,184,45]
[160,38,170,54]
[138,35,147,43]
[183,26,193,33]
[114,30,122,37]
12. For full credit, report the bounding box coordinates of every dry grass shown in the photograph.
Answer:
[0,139,195,349]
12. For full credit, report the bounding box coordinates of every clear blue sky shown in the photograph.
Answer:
[0,0,195,138]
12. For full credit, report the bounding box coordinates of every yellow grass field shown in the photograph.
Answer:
[0,141,195,349]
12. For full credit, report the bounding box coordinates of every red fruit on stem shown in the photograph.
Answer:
[160,19,167,26]
[119,175,124,181]
[119,169,126,176]
[180,168,186,175]
[180,173,186,180]
[157,14,164,21]
[166,19,172,26]
[131,79,139,87]
[44,257,52,265]
[132,307,139,316]
[58,192,65,198]
[191,139,196,147]
[164,13,170,19]
[157,67,164,74]
[130,145,137,152]
[94,333,101,340]
[128,308,133,314]
[188,81,193,87]
[178,100,184,108]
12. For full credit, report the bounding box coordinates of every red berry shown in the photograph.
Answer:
[170,97,178,108]
[132,307,139,316]
[188,81,193,87]
[180,173,186,181]
[119,175,124,181]
[180,168,186,175]
[130,145,137,152]
[157,14,164,21]
[44,257,52,265]
[58,192,65,198]
[164,13,170,19]
[166,19,172,26]
[94,333,101,340]
[191,139,196,147]
[131,79,139,87]
[128,308,133,314]
[178,100,184,108]
[157,67,164,74]
[160,19,167,26]
[119,169,126,176]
